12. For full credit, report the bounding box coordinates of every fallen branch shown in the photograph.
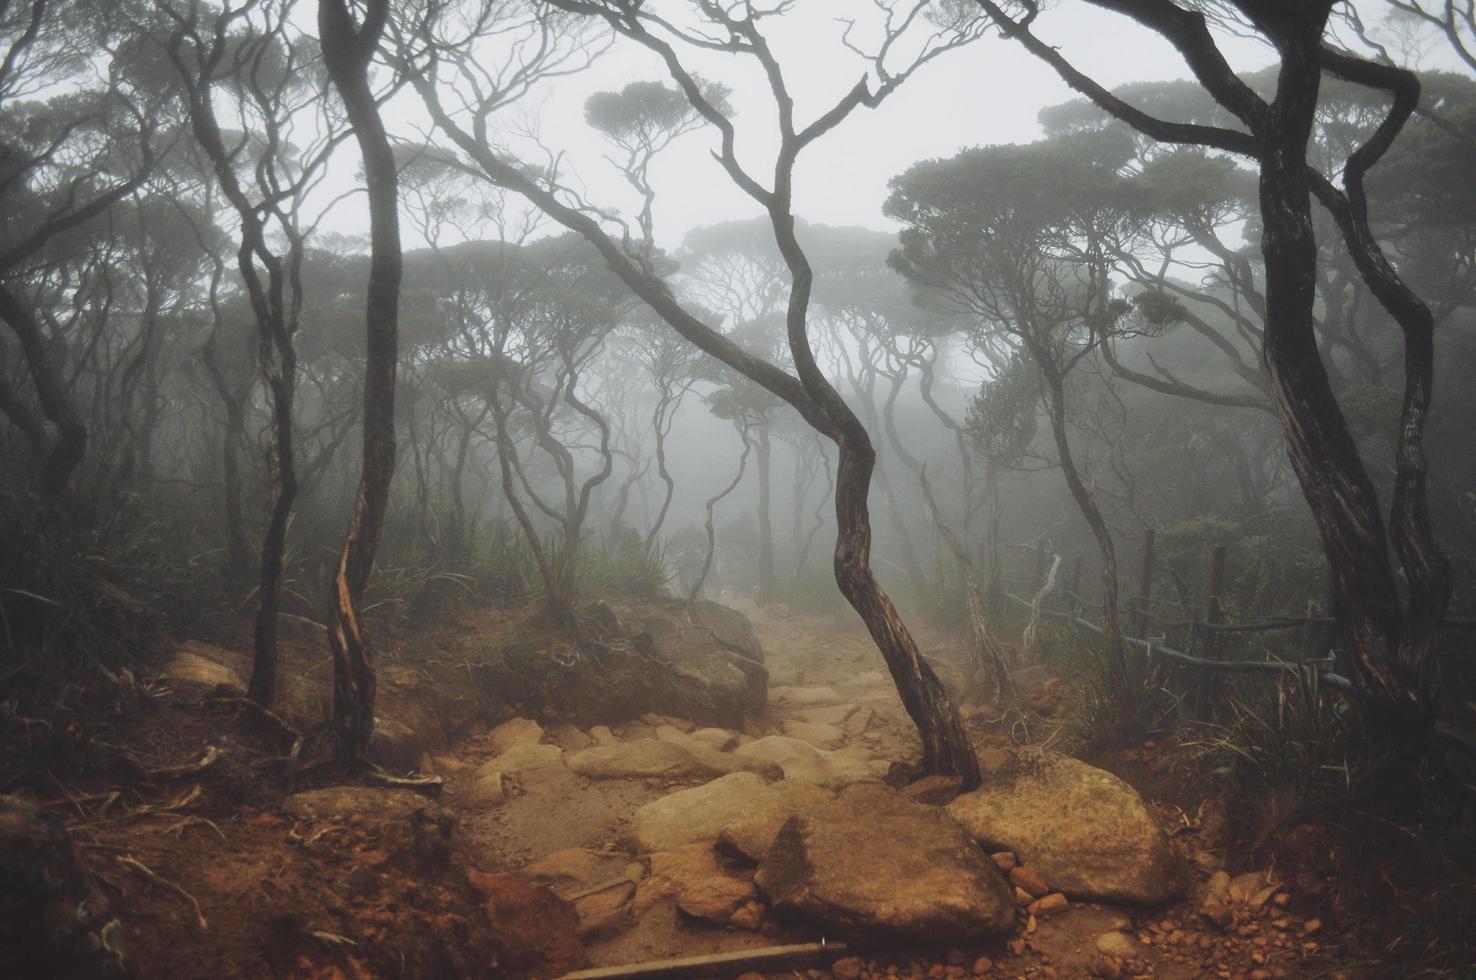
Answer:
[554,940,849,980]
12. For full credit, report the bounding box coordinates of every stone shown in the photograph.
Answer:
[730,901,764,931]
[573,880,634,940]
[466,871,585,974]
[467,771,507,807]
[990,851,1017,872]
[1010,866,1049,898]
[843,707,874,737]
[780,719,846,749]
[793,704,856,726]
[900,774,964,806]
[972,956,993,974]
[1096,931,1140,958]
[976,747,1010,775]
[589,725,620,746]
[630,772,831,855]
[732,736,888,787]
[477,743,566,789]
[770,685,843,706]
[686,727,742,752]
[548,725,594,752]
[521,848,628,896]
[832,956,865,980]
[368,716,424,772]
[946,753,1189,905]
[652,726,782,779]
[754,783,1015,942]
[488,717,545,754]
[0,795,129,977]
[1029,893,1069,916]
[162,643,245,692]
[566,739,723,780]
[635,845,758,925]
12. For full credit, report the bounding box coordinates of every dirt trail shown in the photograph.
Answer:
[427,604,1336,979]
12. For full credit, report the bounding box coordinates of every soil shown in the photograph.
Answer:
[0,599,1452,978]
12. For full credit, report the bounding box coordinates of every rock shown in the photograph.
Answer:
[901,775,964,806]
[646,845,758,924]
[488,717,545,755]
[467,771,507,807]
[1096,931,1140,958]
[162,643,245,692]
[946,753,1189,905]
[843,707,874,737]
[0,795,129,977]
[566,739,723,780]
[972,956,993,974]
[618,598,768,723]
[780,720,846,749]
[990,851,1017,872]
[731,736,888,787]
[831,956,865,980]
[477,743,566,788]
[368,716,424,772]
[1029,893,1069,916]
[521,848,629,897]
[686,727,742,752]
[754,783,1015,942]
[976,746,1010,776]
[1199,869,1231,906]
[1200,903,1233,929]
[589,725,620,746]
[547,724,594,752]
[630,772,830,855]
[792,704,855,726]
[574,880,634,940]
[730,901,764,931]
[653,726,782,780]
[466,871,586,974]
[770,685,843,706]
[1009,866,1049,898]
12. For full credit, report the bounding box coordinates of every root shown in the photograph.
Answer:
[119,855,208,931]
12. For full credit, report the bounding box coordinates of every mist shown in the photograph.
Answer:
[1,2,1474,978]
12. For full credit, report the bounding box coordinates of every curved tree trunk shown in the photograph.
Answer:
[321,0,400,762]
[1037,361,1128,686]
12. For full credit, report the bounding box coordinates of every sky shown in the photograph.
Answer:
[380,2,1274,253]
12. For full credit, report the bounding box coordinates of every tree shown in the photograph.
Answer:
[405,0,989,785]
[163,0,341,706]
[319,0,405,764]
[973,0,1452,746]
[888,133,1151,686]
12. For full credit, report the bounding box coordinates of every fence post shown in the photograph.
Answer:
[1030,540,1046,594]
[1069,554,1083,615]
[1205,544,1227,625]
[1131,528,1155,637]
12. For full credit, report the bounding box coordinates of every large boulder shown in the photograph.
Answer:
[945,752,1189,906]
[612,598,768,724]
[0,795,129,977]
[754,783,1016,943]
[628,772,831,854]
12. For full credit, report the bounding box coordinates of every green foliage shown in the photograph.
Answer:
[0,479,213,671]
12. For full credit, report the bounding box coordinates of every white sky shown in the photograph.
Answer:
[359,1,1470,253]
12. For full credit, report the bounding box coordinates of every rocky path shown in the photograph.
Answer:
[413,605,1342,980]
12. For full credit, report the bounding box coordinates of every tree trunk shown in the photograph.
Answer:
[754,421,775,605]
[320,0,400,762]
[1038,362,1128,685]
[0,282,86,498]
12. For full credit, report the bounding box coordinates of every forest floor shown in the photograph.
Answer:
[0,600,1446,979]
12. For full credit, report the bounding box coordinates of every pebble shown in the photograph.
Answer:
[971,956,993,974]
[1303,918,1323,934]
[832,957,864,980]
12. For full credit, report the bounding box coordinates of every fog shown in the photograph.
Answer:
[2,2,1475,978]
